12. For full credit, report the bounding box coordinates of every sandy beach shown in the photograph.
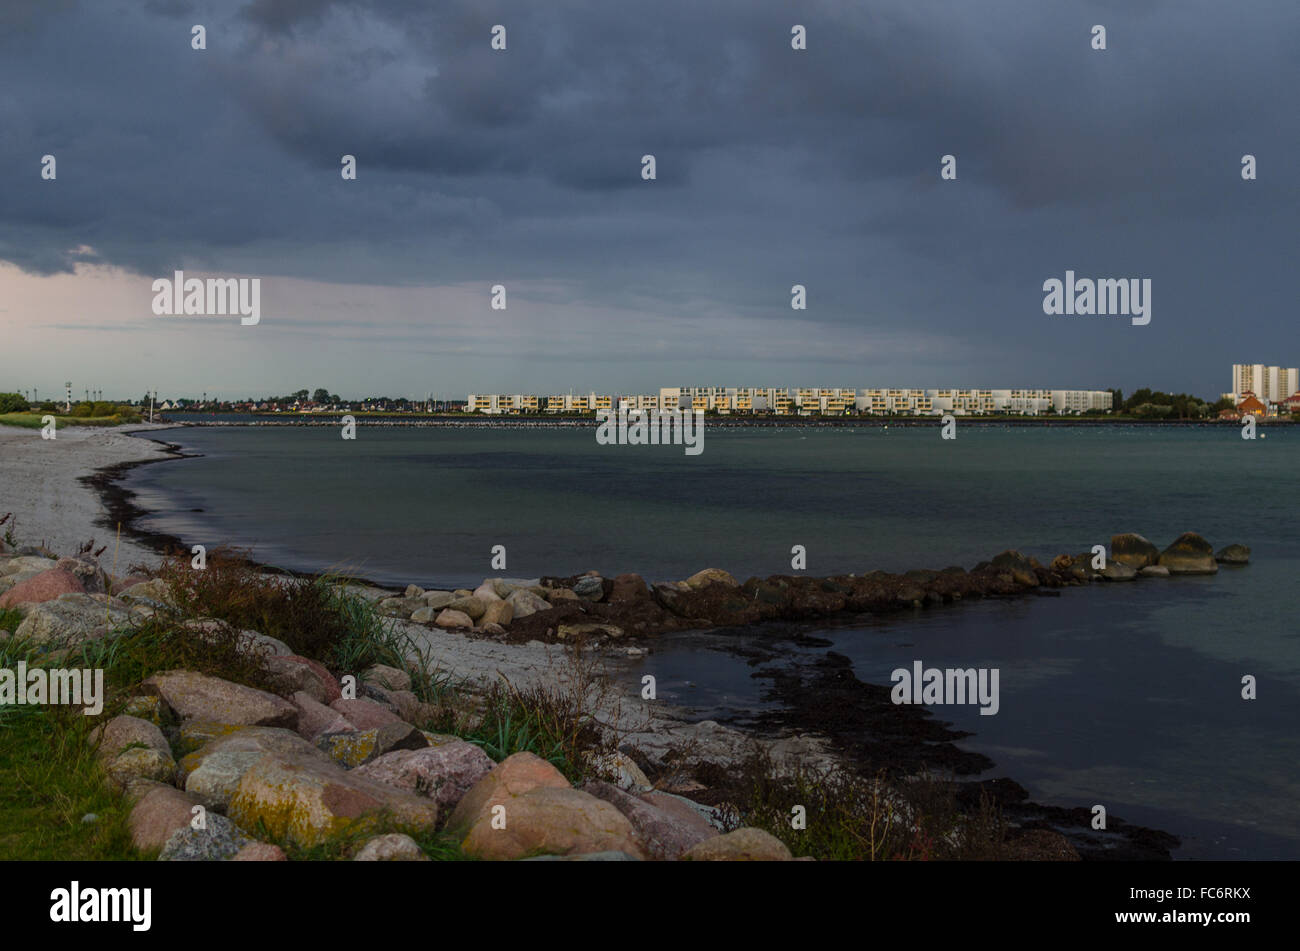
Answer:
[0,423,180,571]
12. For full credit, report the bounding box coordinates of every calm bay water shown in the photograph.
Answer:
[125,424,1300,858]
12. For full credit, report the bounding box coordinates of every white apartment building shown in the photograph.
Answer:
[1231,364,1298,404]
[1052,389,1114,414]
[474,387,1114,416]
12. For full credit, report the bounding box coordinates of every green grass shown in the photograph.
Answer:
[0,703,143,860]
[0,607,24,633]
[0,412,142,429]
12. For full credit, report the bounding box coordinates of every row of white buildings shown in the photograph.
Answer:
[467,387,1116,416]
[1227,364,1299,405]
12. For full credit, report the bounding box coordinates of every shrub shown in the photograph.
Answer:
[146,547,432,684]
[703,750,1010,861]
[0,392,29,413]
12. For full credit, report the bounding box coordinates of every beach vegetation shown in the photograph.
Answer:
[718,751,1011,861]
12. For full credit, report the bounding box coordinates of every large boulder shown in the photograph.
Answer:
[609,574,650,602]
[128,782,206,852]
[1111,534,1161,569]
[180,728,333,809]
[481,599,514,627]
[177,721,253,756]
[423,591,455,610]
[13,593,130,645]
[0,555,57,578]
[445,751,570,833]
[584,780,715,860]
[434,609,474,630]
[683,568,739,590]
[159,813,252,861]
[91,715,176,787]
[638,790,724,833]
[448,596,486,621]
[185,751,269,812]
[0,568,84,608]
[55,557,106,595]
[230,842,287,861]
[330,697,404,730]
[354,738,495,810]
[179,725,332,779]
[459,786,645,861]
[106,747,177,787]
[91,714,170,760]
[227,752,440,847]
[364,684,424,723]
[264,655,340,703]
[1100,562,1138,582]
[556,622,624,641]
[472,582,503,603]
[316,722,428,768]
[988,551,1038,587]
[290,692,356,741]
[364,664,411,692]
[505,589,550,618]
[1216,544,1250,565]
[682,827,792,861]
[354,833,428,861]
[1159,533,1219,575]
[572,576,606,601]
[142,671,298,730]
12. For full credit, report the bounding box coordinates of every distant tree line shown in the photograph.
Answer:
[1106,388,1233,419]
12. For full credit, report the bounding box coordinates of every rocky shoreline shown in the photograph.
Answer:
[2,426,1250,860]
[361,531,1246,645]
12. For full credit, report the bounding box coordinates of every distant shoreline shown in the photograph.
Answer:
[158,413,1283,429]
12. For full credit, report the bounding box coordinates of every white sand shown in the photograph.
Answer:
[0,422,182,570]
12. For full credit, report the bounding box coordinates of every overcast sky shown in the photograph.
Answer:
[1,0,1296,400]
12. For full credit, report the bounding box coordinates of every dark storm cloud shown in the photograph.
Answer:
[0,0,1296,393]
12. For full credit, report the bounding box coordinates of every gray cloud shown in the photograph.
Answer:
[0,0,1296,398]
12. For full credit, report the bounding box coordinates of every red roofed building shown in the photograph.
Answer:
[1236,392,1268,418]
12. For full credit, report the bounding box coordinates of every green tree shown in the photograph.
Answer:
[0,392,30,413]
[312,388,331,404]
